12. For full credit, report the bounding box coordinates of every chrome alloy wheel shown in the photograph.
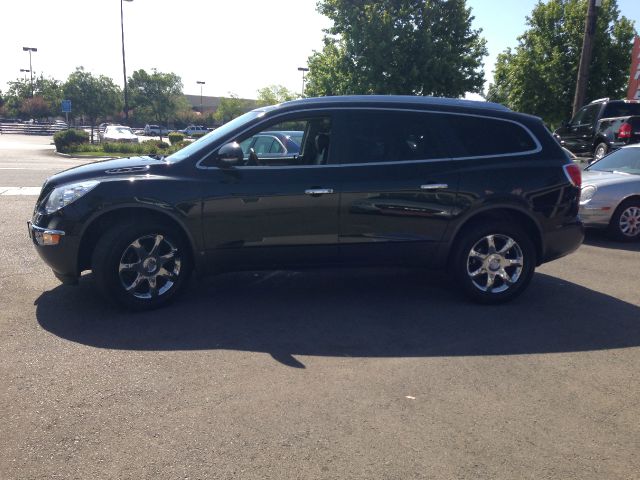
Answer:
[466,234,524,293]
[619,206,640,237]
[118,234,181,299]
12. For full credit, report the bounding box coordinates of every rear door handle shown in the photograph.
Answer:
[420,184,448,190]
[305,188,334,196]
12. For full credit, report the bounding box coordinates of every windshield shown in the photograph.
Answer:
[114,127,133,135]
[167,111,264,162]
[588,147,640,175]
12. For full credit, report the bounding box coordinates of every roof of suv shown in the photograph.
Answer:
[276,95,510,112]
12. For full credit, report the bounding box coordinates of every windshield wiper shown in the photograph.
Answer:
[147,154,166,161]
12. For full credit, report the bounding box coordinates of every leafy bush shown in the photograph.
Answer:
[53,129,89,153]
[191,132,206,139]
[168,132,184,144]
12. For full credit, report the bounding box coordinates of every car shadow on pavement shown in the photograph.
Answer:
[35,268,640,368]
[583,230,640,252]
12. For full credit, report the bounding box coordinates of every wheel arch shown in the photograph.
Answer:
[444,206,544,267]
[77,206,200,274]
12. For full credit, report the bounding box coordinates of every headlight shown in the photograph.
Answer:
[580,185,597,204]
[44,180,99,214]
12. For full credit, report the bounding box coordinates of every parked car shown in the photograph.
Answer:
[181,125,208,136]
[554,98,640,159]
[144,124,171,136]
[28,95,583,310]
[580,144,640,241]
[239,130,303,166]
[100,125,139,143]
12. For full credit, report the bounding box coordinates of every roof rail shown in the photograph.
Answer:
[589,97,610,104]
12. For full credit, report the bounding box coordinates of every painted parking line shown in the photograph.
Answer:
[0,187,41,196]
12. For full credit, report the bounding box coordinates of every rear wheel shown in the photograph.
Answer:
[608,199,640,242]
[594,142,608,161]
[451,222,536,304]
[91,221,192,310]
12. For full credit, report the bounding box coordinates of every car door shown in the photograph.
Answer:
[333,109,460,266]
[199,113,340,270]
[561,103,601,153]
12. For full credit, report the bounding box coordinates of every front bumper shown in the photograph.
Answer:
[579,205,613,228]
[28,221,80,284]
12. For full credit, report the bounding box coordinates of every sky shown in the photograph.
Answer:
[1,0,640,100]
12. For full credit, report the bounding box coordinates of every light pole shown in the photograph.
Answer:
[197,81,205,112]
[20,69,30,82]
[297,67,309,97]
[22,47,37,97]
[121,0,133,123]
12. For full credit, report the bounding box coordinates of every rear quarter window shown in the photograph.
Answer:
[444,114,538,158]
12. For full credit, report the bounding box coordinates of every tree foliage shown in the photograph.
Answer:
[305,0,487,97]
[3,76,63,118]
[256,85,299,106]
[214,94,249,123]
[488,0,636,127]
[128,69,184,137]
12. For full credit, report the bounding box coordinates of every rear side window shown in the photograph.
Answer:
[444,114,537,157]
[602,102,640,118]
[341,111,444,164]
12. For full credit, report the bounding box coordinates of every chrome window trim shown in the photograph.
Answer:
[196,107,542,170]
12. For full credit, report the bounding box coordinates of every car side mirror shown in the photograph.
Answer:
[216,142,243,168]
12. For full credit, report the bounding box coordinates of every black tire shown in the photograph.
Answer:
[451,222,536,304]
[91,221,192,311]
[607,199,640,242]
[594,142,608,161]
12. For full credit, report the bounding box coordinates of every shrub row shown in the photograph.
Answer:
[53,129,89,153]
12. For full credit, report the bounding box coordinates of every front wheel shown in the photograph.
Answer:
[608,200,640,242]
[92,222,192,310]
[451,222,536,304]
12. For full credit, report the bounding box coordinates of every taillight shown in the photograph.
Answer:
[618,122,632,139]
[563,163,582,188]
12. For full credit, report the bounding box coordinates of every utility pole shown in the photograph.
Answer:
[121,0,133,123]
[572,0,600,116]
[197,81,205,112]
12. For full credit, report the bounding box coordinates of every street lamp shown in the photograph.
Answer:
[22,47,37,97]
[121,0,133,123]
[297,67,309,97]
[196,81,206,112]
[20,69,30,82]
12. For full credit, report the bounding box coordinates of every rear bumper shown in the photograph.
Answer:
[540,219,584,264]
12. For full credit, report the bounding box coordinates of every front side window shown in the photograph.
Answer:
[235,117,331,167]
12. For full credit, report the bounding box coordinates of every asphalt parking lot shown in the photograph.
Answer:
[1,135,639,479]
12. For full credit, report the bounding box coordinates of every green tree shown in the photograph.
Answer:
[214,94,248,123]
[3,76,63,119]
[256,85,299,106]
[487,0,636,128]
[63,67,123,142]
[128,69,184,140]
[305,0,487,97]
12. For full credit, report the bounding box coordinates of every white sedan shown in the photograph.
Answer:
[100,125,139,143]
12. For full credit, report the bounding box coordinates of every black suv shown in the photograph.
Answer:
[29,96,584,310]
[554,98,640,159]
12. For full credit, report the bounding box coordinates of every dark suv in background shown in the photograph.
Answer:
[28,96,584,310]
[554,98,640,160]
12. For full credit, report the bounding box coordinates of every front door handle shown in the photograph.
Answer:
[305,188,334,196]
[420,184,448,190]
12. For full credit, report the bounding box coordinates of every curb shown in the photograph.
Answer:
[54,150,116,160]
